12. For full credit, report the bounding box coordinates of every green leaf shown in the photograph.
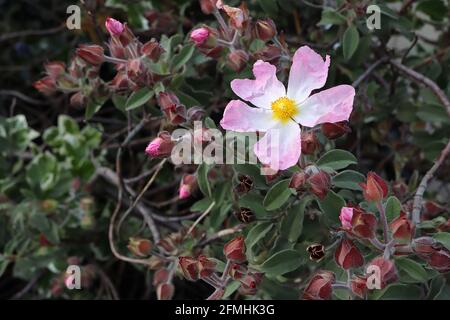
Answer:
[343,25,360,61]
[260,249,303,276]
[433,232,450,251]
[239,192,269,218]
[396,258,428,283]
[196,163,212,198]
[318,8,347,26]
[371,283,422,300]
[258,0,279,15]
[263,179,293,211]
[246,222,273,249]
[223,280,241,298]
[85,97,107,120]
[416,0,447,21]
[317,190,345,224]
[280,196,313,243]
[125,88,154,110]
[171,44,195,71]
[332,170,365,190]
[385,196,401,222]
[317,149,357,170]
[190,198,214,212]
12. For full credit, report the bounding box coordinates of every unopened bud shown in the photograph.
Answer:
[253,19,277,41]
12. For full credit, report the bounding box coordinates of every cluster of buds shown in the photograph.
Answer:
[157,91,187,125]
[178,255,217,281]
[339,206,378,239]
[289,169,331,200]
[153,268,175,300]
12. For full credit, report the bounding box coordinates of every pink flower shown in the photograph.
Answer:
[105,17,124,35]
[220,46,355,170]
[190,27,209,45]
[339,207,353,229]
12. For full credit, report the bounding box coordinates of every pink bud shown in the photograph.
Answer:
[145,132,174,158]
[179,174,196,199]
[339,207,354,229]
[105,17,124,36]
[190,27,210,45]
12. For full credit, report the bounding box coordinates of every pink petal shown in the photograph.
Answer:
[220,100,277,132]
[254,121,301,171]
[339,207,354,229]
[231,60,285,109]
[287,46,330,103]
[294,85,355,127]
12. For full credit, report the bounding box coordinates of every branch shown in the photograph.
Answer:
[390,59,450,224]
[352,57,388,88]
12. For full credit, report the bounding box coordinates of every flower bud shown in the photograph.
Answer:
[179,174,197,199]
[339,207,353,229]
[228,263,246,280]
[197,255,217,278]
[235,175,253,194]
[44,61,66,80]
[105,17,124,36]
[302,270,335,300]
[148,256,165,270]
[76,44,105,65]
[412,237,450,273]
[157,283,175,300]
[39,234,52,247]
[234,207,255,224]
[239,272,262,295]
[348,206,378,239]
[141,40,165,61]
[367,256,398,289]
[307,243,325,262]
[253,45,282,65]
[308,170,331,200]
[190,27,210,46]
[222,4,248,30]
[223,235,246,263]
[389,212,414,243]
[351,275,368,298]
[70,92,87,108]
[359,172,388,202]
[153,269,170,286]
[226,50,248,72]
[427,247,450,273]
[253,18,277,41]
[178,256,199,281]
[109,72,129,91]
[301,131,319,155]
[127,237,153,257]
[33,76,56,95]
[145,131,174,158]
[199,0,216,14]
[335,238,364,269]
[289,171,308,191]
[412,236,436,255]
[423,201,446,220]
[187,107,206,122]
[321,121,351,139]
[157,92,187,125]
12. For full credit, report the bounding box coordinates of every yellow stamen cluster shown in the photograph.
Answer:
[271,97,298,123]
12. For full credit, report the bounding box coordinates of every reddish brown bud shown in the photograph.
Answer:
[141,40,165,61]
[253,18,277,41]
[33,76,56,95]
[351,206,378,239]
[234,207,255,224]
[351,275,368,298]
[178,256,199,281]
[301,132,319,155]
[70,92,87,108]
[127,237,153,257]
[226,50,249,73]
[199,0,216,14]
[224,235,246,263]
[412,237,450,273]
[157,283,175,300]
[334,238,364,269]
[179,174,197,199]
[308,170,331,200]
[235,175,253,194]
[253,45,282,65]
[222,4,249,30]
[239,272,263,295]
[187,107,206,121]
[302,270,335,300]
[321,121,351,140]
[153,269,170,286]
[44,61,66,80]
[389,212,414,243]
[392,181,408,199]
[197,255,217,278]
[359,172,388,202]
[76,44,105,65]
[367,256,398,289]
[228,263,246,280]
[307,243,325,262]
[289,171,308,191]
[157,92,187,125]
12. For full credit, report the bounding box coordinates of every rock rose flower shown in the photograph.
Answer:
[220,46,355,170]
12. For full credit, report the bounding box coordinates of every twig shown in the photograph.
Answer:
[185,201,216,239]
[390,59,450,224]
[0,25,64,42]
[11,270,45,299]
[352,57,388,88]
[196,224,245,248]
[0,90,47,106]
